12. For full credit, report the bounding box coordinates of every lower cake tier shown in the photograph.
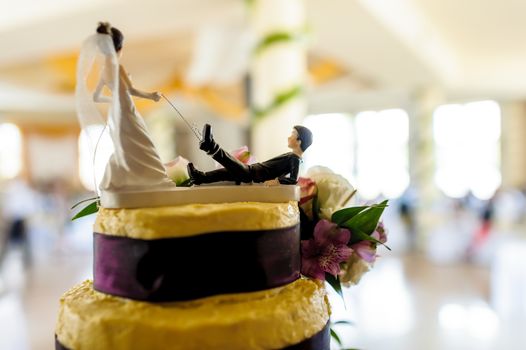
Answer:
[55,279,330,350]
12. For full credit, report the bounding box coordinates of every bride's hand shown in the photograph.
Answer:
[151,92,161,102]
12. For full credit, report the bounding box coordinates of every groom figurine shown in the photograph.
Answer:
[187,124,313,185]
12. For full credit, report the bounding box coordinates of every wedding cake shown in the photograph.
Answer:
[55,24,333,350]
[55,195,331,350]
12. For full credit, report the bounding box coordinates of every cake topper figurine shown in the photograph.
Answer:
[187,124,313,185]
[76,22,175,193]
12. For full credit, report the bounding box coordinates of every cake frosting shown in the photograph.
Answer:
[56,279,330,350]
[91,201,302,302]
[95,201,299,239]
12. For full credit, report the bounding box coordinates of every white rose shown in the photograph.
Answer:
[305,166,356,220]
[339,253,371,286]
[164,156,190,186]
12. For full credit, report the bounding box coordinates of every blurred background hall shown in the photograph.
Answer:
[1,0,526,349]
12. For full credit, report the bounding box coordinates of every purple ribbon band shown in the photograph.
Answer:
[93,225,300,302]
[55,322,329,350]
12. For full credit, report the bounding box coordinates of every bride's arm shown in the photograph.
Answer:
[93,78,112,103]
[120,66,161,102]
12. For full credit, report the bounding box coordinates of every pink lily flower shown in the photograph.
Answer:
[231,145,256,165]
[215,145,256,169]
[350,240,377,263]
[301,220,353,280]
[350,222,388,264]
[374,221,388,243]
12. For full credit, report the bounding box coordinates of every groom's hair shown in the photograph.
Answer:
[293,125,313,152]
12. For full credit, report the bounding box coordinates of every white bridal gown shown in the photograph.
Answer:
[99,65,175,192]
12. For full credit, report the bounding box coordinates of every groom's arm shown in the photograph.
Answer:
[278,155,300,185]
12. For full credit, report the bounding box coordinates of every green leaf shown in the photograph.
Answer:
[330,328,343,346]
[177,178,192,187]
[348,227,377,245]
[341,200,388,235]
[325,273,343,299]
[71,196,99,210]
[333,320,354,327]
[71,201,99,221]
[332,202,389,226]
[254,32,300,55]
[331,206,369,225]
[349,227,391,250]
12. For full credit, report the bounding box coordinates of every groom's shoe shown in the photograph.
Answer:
[187,163,206,185]
[199,124,219,154]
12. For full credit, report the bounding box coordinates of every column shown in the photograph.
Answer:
[249,0,307,160]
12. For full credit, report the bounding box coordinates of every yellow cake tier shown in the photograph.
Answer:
[55,278,330,350]
[94,201,299,239]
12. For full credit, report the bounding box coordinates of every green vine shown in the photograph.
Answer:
[244,0,255,9]
[254,32,300,55]
[252,85,303,120]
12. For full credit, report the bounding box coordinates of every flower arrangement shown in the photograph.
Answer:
[298,166,389,295]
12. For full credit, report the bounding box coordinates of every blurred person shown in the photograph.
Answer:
[0,178,36,270]
[40,178,71,252]
[398,187,418,251]
[467,193,496,251]
[427,196,478,264]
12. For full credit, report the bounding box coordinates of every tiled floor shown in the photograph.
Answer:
[1,220,525,350]
[331,252,526,350]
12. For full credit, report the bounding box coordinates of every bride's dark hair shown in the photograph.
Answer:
[96,22,124,52]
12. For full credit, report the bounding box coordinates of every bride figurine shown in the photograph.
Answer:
[76,22,175,194]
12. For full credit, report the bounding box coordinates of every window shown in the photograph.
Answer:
[303,113,355,182]
[78,125,113,191]
[433,101,501,199]
[355,109,409,199]
[303,109,409,199]
[0,123,22,179]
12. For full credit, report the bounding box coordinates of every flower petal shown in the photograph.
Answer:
[301,239,320,258]
[351,241,377,263]
[231,145,256,165]
[339,253,371,285]
[374,221,388,243]
[308,169,356,215]
[164,156,190,185]
[298,177,317,205]
[313,219,336,246]
[332,227,351,246]
[301,257,326,280]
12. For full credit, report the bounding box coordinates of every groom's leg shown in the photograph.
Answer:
[198,123,251,183]
[209,147,251,182]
